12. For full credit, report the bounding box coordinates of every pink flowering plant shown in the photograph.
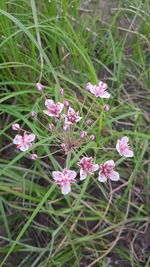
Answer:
[11,81,134,196]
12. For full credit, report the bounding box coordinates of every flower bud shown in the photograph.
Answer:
[31,153,38,160]
[90,135,95,141]
[49,123,55,131]
[104,104,109,111]
[60,89,64,95]
[80,131,87,139]
[64,100,69,107]
[30,111,37,117]
[12,123,20,131]
[36,82,44,91]
[86,119,92,125]
[63,124,69,131]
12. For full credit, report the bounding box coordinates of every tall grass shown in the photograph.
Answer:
[0,0,150,266]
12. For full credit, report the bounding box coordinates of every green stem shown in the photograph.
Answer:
[97,106,104,139]
[66,151,71,169]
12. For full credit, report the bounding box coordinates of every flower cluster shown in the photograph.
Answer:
[11,80,134,195]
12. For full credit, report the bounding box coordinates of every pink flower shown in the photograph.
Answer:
[31,153,38,160]
[43,99,64,117]
[89,81,110,98]
[52,169,77,195]
[116,136,133,158]
[36,82,44,91]
[77,157,99,180]
[12,123,20,131]
[63,107,82,125]
[13,132,35,151]
[98,160,120,182]
[90,135,95,141]
[80,131,87,139]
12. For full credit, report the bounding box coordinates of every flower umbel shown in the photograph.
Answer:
[98,160,120,182]
[52,169,77,195]
[77,157,99,180]
[13,132,35,151]
[116,136,133,158]
[43,99,64,117]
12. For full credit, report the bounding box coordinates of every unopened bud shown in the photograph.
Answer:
[104,104,109,111]
[90,135,95,141]
[30,111,37,117]
[80,131,87,139]
[49,123,55,131]
[31,154,38,160]
[60,89,64,95]
[12,123,20,131]
[63,124,69,131]
[36,82,44,91]
[86,119,91,125]
[64,100,69,107]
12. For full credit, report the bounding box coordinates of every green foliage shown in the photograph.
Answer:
[0,0,150,266]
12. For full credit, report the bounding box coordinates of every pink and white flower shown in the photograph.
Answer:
[13,132,35,151]
[116,136,133,158]
[88,81,110,98]
[52,169,77,195]
[43,99,64,117]
[98,160,120,182]
[63,107,82,125]
[77,157,99,180]
[12,123,20,131]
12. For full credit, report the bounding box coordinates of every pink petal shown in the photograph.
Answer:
[61,183,71,195]
[13,135,23,145]
[123,149,133,158]
[68,106,74,114]
[52,171,62,181]
[45,99,54,109]
[43,110,56,117]
[121,136,129,145]
[92,164,99,171]
[76,116,82,122]
[27,134,35,142]
[99,92,110,98]
[80,169,87,180]
[116,140,120,153]
[104,160,115,167]
[98,172,107,182]
[109,171,120,181]
[19,143,30,151]
[98,81,107,89]
[65,170,77,179]
[57,102,64,113]
[89,85,97,95]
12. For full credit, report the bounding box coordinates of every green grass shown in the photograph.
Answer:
[0,0,150,266]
